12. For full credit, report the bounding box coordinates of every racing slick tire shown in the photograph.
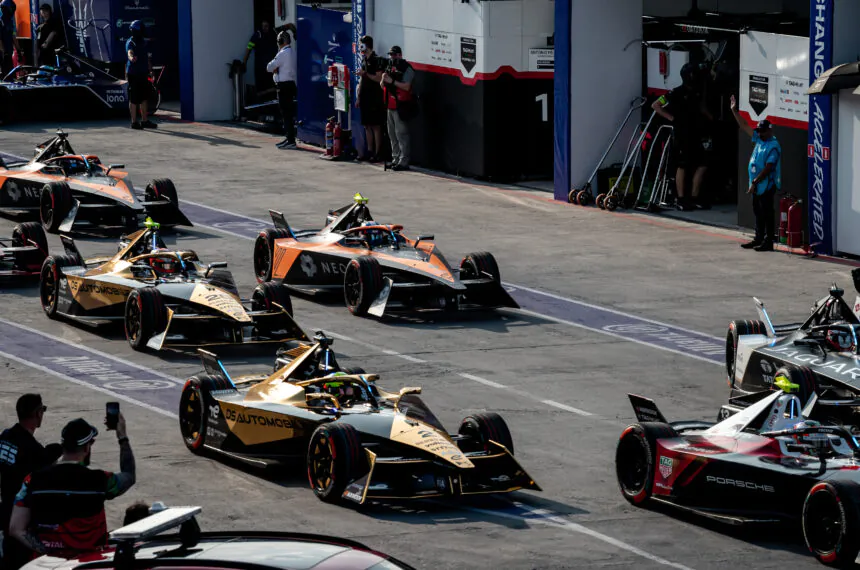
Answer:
[39,254,79,318]
[341,367,367,375]
[773,364,816,407]
[459,252,501,285]
[344,256,383,317]
[252,281,294,316]
[802,481,860,567]
[145,178,178,206]
[178,374,233,453]
[39,182,72,233]
[13,222,49,269]
[125,287,167,351]
[726,319,767,386]
[615,422,677,506]
[307,422,368,503]
[457,412,514,455]
[253,228,291,282]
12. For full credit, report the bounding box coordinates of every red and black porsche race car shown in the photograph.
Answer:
[253,194,518,317]
[617,390,860,566]
[0,222,48,280]
[0,130,191,233]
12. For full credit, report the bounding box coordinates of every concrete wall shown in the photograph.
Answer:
[189,0,254,121]
[568,0,642,189]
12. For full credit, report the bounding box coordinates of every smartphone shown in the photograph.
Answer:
[106,402,120,431]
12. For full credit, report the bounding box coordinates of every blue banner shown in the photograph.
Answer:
[351,0,367,155]
[808,0,834,254]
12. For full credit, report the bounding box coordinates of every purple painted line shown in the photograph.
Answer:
[0,319,181,416]
[179,200,726,365]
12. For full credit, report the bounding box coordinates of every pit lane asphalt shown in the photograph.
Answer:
[1,118,854,569]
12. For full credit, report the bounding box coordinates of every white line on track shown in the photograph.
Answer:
[0,350,178,419]
[457,372,507,389]
[514,308,723,367]
[542,399,593,416]
[0,317,185,385]
[458,502,694,570]
[506,282,723,342]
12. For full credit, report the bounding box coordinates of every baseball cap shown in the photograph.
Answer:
[62,418,98,447]
[16,394,46,419]
[388,45,402,56]
[755,119,773,131]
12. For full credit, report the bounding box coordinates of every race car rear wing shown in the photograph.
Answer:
[269,209,296,238]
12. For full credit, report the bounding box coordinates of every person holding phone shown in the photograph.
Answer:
[0,394,61,570]
[9,406,136,560]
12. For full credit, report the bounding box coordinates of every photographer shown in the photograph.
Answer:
[381,46,416,171]
[9,415,135,561]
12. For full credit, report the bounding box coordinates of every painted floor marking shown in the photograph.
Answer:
[457,372,507,389]
[542,399,593,416]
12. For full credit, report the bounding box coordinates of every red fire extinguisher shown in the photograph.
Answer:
[325,118,335,156]
[787,199,804,248]
[332,122,343,158]
[779,195,793,244]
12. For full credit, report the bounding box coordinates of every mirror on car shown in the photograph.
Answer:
[399,387,422,396]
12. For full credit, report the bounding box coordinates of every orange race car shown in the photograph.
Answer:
[253,194,518,317]
[0,130,191,233]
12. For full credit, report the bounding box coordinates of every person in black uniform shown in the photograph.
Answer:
[243,20,278,95]
[0,394,60,570]
[356,35,385,162]
[652,63,713,211]
[35,4,64,67]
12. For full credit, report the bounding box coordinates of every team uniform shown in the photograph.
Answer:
[247,29,277,92]
[125,36,151,106]
[359,53,386,127]
[659,86,712,169]
[748,130,782,247]
[266,37,298,148]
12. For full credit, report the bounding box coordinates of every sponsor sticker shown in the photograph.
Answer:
[659,456,673,478]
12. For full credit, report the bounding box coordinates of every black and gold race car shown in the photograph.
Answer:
[39,219,305,351]
[179,333,540,504]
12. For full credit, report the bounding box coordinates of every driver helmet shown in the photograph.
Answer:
[361,221,383,247]
[149,249,179,275]
[826,326,855,352]
[322,372,353,397]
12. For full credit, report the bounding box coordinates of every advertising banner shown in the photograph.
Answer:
[808,0,834,254]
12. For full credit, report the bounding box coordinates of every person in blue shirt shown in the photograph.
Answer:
[0,0,21,76]
[125,20,156,130]
[731,95,781,252]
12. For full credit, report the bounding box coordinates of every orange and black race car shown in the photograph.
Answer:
[0,130,191,233]
[0,222,48,280]
[253,194,518,317]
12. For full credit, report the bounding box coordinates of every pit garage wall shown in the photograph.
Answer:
[369,0,554,180]
[178,0,254,121]
[554,0,643,200]
[736,31,809,230]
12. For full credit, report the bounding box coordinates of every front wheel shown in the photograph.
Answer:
[125,287,167,351]
[457,412,514,454]
[459,251,501,284]
[179,377,208,452]
[306,423,368,503]
[803,481,860,567]
[343,256,382,316]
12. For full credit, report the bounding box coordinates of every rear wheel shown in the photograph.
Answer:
[615,422,677,506]
[457,412,514,454]
[459,252,501,284]
[179,377,208,452]
[125,287,167,351]
[343,256,382,316]
[803,481,860,567]
[726,320,767,386]
[39,182,72,233]
[39,254,78,318]
[307,423,367,503]
[253,228,291,282]
[13,222,49,270]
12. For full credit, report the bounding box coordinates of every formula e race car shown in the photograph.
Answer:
[253,194,519,317]
[721,272,860,428]
[0,130,191,233]
[0,49,161,124]
[617,391,860,566]
[39,218,306,351]
[0,222,48,280]
[179,332,540,504]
